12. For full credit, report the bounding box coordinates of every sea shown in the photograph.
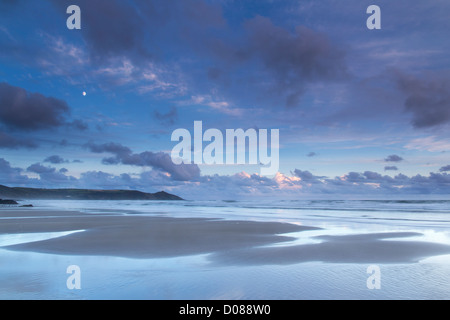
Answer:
[0,199,449,300]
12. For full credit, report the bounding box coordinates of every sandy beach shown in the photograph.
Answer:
[1,201,450,300]
[1,209,316,259]
[2,208,450,264]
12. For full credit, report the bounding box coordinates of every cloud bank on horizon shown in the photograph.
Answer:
[0,0,449,199]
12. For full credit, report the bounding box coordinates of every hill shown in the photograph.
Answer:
[0,185,183,201]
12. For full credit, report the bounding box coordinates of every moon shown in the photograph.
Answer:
[82,91,87,96]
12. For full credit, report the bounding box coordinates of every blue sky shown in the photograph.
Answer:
[0,0,449,199]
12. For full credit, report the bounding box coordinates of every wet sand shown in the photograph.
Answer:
[2,209,450,264]
[0,210,316,258]
[211,232,450,265]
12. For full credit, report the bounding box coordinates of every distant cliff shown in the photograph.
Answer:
[0,185,183,201]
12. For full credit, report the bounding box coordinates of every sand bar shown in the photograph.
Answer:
[1,209,450,265]
[211,232,450,265]
[0,209,316,258]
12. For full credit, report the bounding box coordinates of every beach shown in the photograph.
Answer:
[1,200,450,299]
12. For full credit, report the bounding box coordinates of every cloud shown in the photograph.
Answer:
[292,169,324,183]
[77,169,180,190]
[384,166,399,171]
[0,82,70,131]
[78,171,134,189]
[26,162,75,184]
[27,163,57,175]
[68,119,89,131]
[385,155,404,162]
[201,15,349,109]
[49,0,224,64]
[405,136,450,152]
[49,0,149,63]
[0,130,36,149]
[240,16,348,107]
[3,155,450,197]
[44,155,69,164]
[85,142,132,158]
[305,170,449,196]
[30,1,350,113]
[154,106,178,125]
[0,156,176,190]
[181,169,450,199]
[0,158,31,185]
[395,70,450,128]
[440,165,450,172]
[124,151,201,181]
[85,142,201,181]
[189,95,243,116]
[245,16,347,80]
[307,152,317,157]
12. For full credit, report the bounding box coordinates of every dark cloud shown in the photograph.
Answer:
[342,172,364,183]
[78,171,128,188]
[395,70,450,128]
[3,154,450,197]
[154,106,178,125]
[440,165,450,172]
[85,142,201,181]
[307,152,317,157]
[27,163,56,175]
[49,0,149,63]
[44,155,68,164]
[363,171,387,181]
[181,169,450,198]
[77,169,178,190]
[237,16,348,107]
[292,169,323,182]
[175,0,225,30]
[385,155,404,163]
[49,0,224,65]
[27,162,75,184]
[126,151,200,181]
[0,158,31,185]
[85,142,132,157]
[186,172,278,199]
[340,171,393,184]
[384,166,399,171]
[245,16,347,80]
[68,119,89,131]
[83,1,146,60]
[0,82,69,131]
[44,1,348,110]
[0,130,36,149]
[325,170,450,195]
[198,15,349,109]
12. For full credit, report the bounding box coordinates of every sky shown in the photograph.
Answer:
[0,0,449,199]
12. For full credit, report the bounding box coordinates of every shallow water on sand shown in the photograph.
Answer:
[1,199,449,299]
[1,249,449,300]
